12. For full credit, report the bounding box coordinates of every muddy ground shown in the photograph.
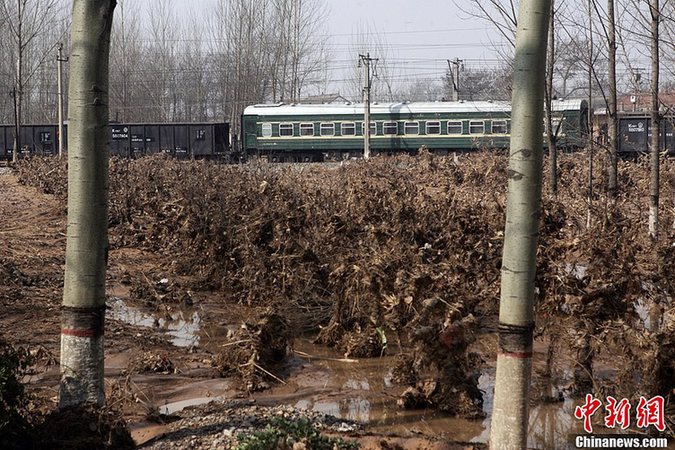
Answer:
[0,165,485,449]
[2,152,675,449]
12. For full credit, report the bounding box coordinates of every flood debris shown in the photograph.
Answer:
[214,311,291,392]
[13,152,675,431]
[125,351,175,375]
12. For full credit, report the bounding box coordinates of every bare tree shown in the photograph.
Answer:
[648,0,660,237]
[397,78,445,102]
[445,65,512,101]
[0,0,63,161]
[455,0,518,58]
[109,0,142,122]
[545,0,558,197]
[605,0,619,197]
[59,0,115,408]
[490,0,551,448]
[177,11,211,122]
[145,0,178,122]
[346,24,397,102]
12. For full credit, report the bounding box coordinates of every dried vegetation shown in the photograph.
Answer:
[14,151,675,431]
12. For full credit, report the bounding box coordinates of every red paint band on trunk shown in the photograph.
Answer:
[61,328,98,338]
[498,351,533,359]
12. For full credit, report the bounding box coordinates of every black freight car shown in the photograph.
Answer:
[0,122,230,160]
[0,124,60,159]
[618,113,675,154]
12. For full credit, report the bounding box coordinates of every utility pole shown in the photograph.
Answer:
[447,58,462,102]
[359,53,376,159]
[57,43,68,159]
[631,68,643,112]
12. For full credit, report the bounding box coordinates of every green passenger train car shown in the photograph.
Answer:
[241,100,588,162]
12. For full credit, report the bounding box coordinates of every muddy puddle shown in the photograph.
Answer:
[107,298,595,449]
[253,339,586,449]
[107,296,201,348]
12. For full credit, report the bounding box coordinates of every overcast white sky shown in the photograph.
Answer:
[326,0,501,63]
[324,0,504,89]
[168,0,500,60]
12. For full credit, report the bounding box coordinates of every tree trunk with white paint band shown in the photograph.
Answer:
[59,0,116,409]
[489,0,550,448]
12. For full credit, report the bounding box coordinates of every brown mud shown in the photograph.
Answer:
[4,152,675,448]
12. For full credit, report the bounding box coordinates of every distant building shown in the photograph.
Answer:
[616,92,675,112]
[299,93,350,104]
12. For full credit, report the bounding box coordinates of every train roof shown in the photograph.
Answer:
[243,99,587,117]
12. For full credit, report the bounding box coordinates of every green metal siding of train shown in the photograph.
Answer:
[242,100,588,161]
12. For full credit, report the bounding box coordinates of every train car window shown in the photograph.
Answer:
[361,122,377,135]
[404,121,419,135]
[383,121,398,135]
[261,123,272,137]
[300,123,314,136]
[279,123,294,136]
[426,121,441,135]
[448,121,463,135]
[320,123,335,136]
[491,120,507,134]
[469,120,485,134]
[341,122,356,136]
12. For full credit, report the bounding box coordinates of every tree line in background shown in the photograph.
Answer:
[0,0,673,134]
[0,0,329,136]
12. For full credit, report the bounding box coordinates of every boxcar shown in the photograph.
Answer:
[617,113,675,154]
[241,99,588,162]
[108,122,230,159]
[1,122,230,160]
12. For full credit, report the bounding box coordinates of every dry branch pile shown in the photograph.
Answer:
[15,152,675,426]
[213,310,291,392]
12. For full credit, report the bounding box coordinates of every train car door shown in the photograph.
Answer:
[213,123,230,158]
[20,126,33,157]
[159,125,174,156]
[188,124,210,158]
[7,127,16,159]
[129,125,146,158]
[618,117,649,153]
[174,125,189,159]
[0,126,7,159]
[144,125,160,155]
[34,126,56,155]
[243,115,258,155]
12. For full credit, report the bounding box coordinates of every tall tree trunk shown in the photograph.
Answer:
[489,0,551,448]
[648,0,660,238]
[12,0,22,164]
[545,0,557,197]
[607,0,618,198]
[59,0,116,409]
[586,0,594,229]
